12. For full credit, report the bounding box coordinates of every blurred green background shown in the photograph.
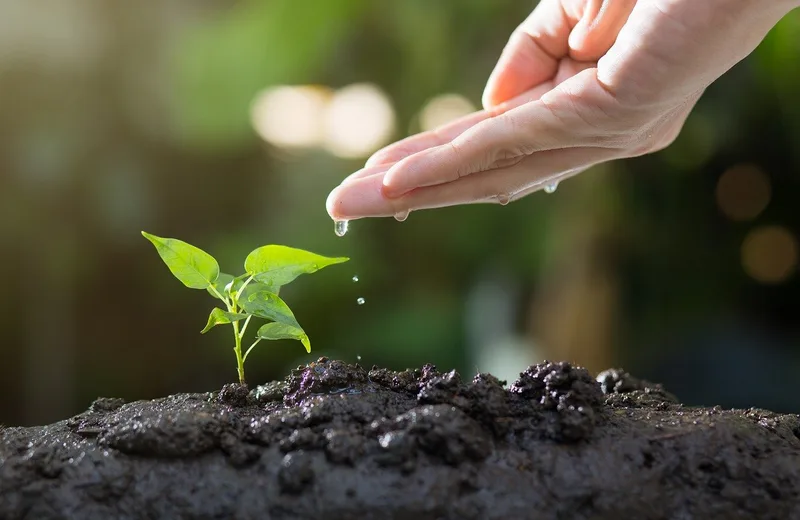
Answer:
[2,0,800,426]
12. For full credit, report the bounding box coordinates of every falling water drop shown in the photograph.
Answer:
[544,181,559,194]
[334,219,349,237]
[352,275,359,283]
[356,297,366,305]
[496,193,511,206]
[394,210,410,222]
[357,355,362,361]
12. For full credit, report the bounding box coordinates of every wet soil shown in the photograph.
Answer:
[1,358,799,519]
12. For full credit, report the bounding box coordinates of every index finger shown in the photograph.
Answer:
[365,82,554,168]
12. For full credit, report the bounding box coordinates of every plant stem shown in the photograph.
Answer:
[232,320,245,385]
[239,315,252,339]
[236,275,254,301]
[209,285,232,311]
[243,339,262,363]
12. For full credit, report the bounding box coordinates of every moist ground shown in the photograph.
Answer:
[1,358,799,520]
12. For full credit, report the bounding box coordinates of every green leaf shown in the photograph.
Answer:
[240,291,300,327]
[256,322,310,353]
[244,245,348,288]
[240,280,280,299]
[142,232,220,290]
[201,308,248,333]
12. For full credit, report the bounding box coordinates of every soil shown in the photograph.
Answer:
[1,358,799,520]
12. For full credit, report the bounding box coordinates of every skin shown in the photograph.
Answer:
[326,0,800,220]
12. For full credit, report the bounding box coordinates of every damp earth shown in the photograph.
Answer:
[1,358,799,519]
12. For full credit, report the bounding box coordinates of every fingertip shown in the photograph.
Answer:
[482,74,499,110]
[381,170,410,199]
[326,174,397,219]
[364,153,387,168]
[366,145,409,168]
[326,185,346,219]
[381,152,430,198]
[481,89,496,111]
[567,19,593,61]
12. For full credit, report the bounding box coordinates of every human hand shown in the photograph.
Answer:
[327,0,798,221]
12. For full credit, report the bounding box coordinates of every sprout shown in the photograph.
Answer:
[142,232,348,385]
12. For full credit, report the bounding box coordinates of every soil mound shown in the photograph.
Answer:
[2,358,799,519]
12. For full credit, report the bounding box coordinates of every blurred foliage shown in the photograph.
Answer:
[1,1,800,426]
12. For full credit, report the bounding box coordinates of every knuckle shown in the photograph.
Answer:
[453,123,510,174]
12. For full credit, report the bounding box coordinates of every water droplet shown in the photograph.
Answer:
[394,210,410,222]
[356,297,365,305]
[357,355,362,361]
[496,193,511,205]
[544,181,559,194]
[334,219,349,237]
[352,275,359,283]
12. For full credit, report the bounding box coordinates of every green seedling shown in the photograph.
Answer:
[142,232,348,385]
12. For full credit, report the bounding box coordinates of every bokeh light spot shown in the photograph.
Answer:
[419,93,476,131]
[715,163,771,221]
[322,83,395,158]
[250,85,331,148]
[741,225,798,284]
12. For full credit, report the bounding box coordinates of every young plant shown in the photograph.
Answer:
[141,231,348,385]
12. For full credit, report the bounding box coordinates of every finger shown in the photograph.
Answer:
[365,111,488,168]
[568,0,637,62]
[380,90,580,198]
[365,82,553,168]
[482,0,573,109]
[339,163,394,186]
[327,173,394,220]
[327,146,618,219]
[400,147,617,211]
[379,113,528,199]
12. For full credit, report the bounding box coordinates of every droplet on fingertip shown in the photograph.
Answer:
[544,182,559,194]
[496,193,511,206]
[394,210,410,222]
[334,219,349,237]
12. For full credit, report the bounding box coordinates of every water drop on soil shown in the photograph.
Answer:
[544,182,559,194]
[394,210,410,222]
[334,219,349,237]
[357,297,365,305]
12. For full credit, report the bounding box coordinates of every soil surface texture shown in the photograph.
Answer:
[2,358,799,520]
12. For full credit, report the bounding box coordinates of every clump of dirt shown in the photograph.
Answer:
[1,358,799,520]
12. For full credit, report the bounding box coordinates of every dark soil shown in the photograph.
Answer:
[2,358,799,520]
